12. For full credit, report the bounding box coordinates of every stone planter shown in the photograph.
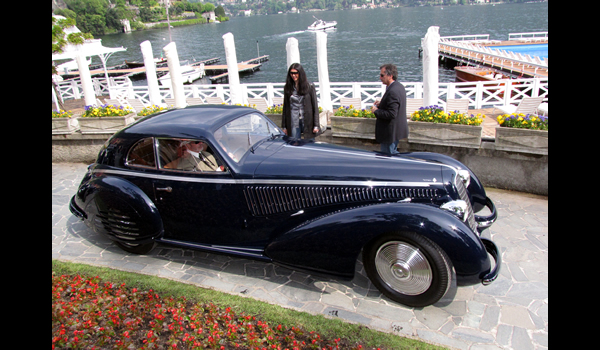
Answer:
[78,113,136,134]
[331,116,376,140]
[495,127,548,155]
[265,114,282,128]
[408,121,482,148]
[52,116,80,135]
[266,111,329,132]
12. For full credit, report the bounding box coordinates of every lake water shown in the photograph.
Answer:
[98,2,548,85]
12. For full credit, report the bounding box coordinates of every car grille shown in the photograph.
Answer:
[244,185,439,216]
[93,208,140,240]
[454,177,478,232]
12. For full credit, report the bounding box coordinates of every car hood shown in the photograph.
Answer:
[252,139,446,184]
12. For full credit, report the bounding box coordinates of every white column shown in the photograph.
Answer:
[286,37,300,69]
[222,32,243,105]
[316,31,332,112]
[423,26,440,107]
[163,41,186,108]
[141,40,162,106]
[75,52,96,107]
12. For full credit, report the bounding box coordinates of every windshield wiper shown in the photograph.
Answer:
[249,134,276,153]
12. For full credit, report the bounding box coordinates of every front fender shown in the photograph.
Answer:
[72,174,163,245]
[265,202,491,284]
[403,152,487,212]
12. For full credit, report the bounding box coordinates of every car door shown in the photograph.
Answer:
[152,137,252,246]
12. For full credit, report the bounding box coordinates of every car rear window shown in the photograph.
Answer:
[126,138,156,168]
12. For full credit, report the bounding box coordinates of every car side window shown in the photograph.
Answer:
[126,137,156,168]
[158,138,226,173]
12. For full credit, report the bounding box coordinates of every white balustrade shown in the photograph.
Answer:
[54,77,548,111]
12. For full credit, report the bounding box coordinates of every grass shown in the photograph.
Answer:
[52,260,447,350]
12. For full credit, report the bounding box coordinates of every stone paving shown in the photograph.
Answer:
[52,162,548,350]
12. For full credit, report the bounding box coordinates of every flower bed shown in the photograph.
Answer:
[82,104,135,118]
[79,104,136,134]
[496,113,548,130]
[407,105,484,148]
[265,104,283,115]
[52,273,367,350]
[137,105,169,117]
[52,109,74,119]
[495,113,548,155]
[334,105,375,118]
[411,105,484,126]
[52,109,80,135]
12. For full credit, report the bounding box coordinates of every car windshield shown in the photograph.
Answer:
[214,113,282,163]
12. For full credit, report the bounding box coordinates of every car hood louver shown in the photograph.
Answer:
[244,185,440,216]
[245,143,446,216]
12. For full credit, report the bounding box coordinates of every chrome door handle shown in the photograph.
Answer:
[156,186,172,192]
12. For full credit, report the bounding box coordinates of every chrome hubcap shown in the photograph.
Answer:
[375,241,432,296]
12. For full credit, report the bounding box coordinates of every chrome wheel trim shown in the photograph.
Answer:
[375,241,433,296]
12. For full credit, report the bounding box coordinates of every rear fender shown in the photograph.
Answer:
[265,202,490,284]
[77,175,163,245]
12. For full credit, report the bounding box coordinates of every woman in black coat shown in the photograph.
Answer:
[281,63,320,139]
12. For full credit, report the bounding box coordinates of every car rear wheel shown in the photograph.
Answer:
[363,231,452,307]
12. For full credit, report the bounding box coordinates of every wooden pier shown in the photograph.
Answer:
[60,56,269,84]
[438,39,548,79]
[207,55,269,83]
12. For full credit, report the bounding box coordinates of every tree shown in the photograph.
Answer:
[215,5,226,18]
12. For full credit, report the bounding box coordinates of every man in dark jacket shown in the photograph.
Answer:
[372,64,408,155]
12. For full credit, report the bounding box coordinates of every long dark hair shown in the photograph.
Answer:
[284,63,311,96]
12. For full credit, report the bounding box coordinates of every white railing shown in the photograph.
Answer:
[54,76,132,102]
[508,31,548,42]
[439,40,548,69]
[55,77,548,111]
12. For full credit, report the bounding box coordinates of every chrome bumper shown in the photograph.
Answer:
[481,238,502,285]
[475,196,497,232]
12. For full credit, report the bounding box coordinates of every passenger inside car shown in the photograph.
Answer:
[162,139,224,172]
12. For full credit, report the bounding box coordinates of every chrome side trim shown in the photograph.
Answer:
[158,238,268,259]
[93,168,439,188]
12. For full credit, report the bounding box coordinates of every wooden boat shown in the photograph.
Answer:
[454,66,517,98]
[454,66,510,83]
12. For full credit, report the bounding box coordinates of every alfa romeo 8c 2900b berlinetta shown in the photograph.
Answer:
[70,105,501,307]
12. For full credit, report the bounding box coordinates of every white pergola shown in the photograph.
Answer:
[52,15,126,108]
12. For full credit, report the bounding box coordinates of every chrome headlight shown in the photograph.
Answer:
[441,200,468,221]
[457,169,471,188]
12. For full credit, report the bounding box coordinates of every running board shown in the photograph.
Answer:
[157,238,270,261]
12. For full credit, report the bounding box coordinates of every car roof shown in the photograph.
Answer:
[121,105,259,140]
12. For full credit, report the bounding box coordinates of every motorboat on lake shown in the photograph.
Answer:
[307,16,336,31]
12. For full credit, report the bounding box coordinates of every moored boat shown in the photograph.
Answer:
[454,66,510,83]
[126,57,167,68]
[158,65,204,86]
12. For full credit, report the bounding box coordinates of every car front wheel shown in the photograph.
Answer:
[363,231,452,307]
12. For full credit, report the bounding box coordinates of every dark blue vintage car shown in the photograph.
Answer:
[70,105,501,307]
